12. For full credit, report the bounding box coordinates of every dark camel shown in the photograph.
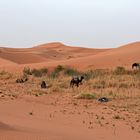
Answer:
[132,63,140,69]
[41,81,47,88]
[70,76,84,88]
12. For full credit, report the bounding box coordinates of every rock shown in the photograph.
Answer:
[98,97,109,103]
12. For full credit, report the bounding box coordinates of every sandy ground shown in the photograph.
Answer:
[0,95,140,140]
[0,42,140,139]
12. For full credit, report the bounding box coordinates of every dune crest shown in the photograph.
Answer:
[0,41,140,70]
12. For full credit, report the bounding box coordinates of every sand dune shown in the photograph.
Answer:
[0,122,14,131]
[0,42,140,71]
[0,42,140,139]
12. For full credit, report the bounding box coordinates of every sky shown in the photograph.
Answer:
[0,0,140,48]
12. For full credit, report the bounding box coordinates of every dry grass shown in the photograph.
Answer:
[0,66,140,133]
[0,66,140,100]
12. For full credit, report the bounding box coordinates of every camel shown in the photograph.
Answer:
[132,63,140,69]
[41,81,47,88]
[70,76,84,88]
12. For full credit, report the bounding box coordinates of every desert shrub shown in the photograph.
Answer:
[23,67,32,75]
[93,80,106,89]
[114,66,126,75]
[119,83,129,88]
[64,67,82,76]
[55,65,64,72]
[113,115,122,120]
[0,71,13,79]
[31,69,42,77]
[48,65,64,79]
[75,92,97,100]
[39,67,48,74]
[84,69,107,80]
[49,71,59,79]
[30,67,48,77]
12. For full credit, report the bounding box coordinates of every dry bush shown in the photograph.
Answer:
[0,71,13,80]
[74,92,97,100]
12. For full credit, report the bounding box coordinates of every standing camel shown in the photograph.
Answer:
[132,63,140,69]
[70,76,84,88]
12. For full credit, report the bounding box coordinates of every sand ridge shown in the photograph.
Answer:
[0,42,140,71]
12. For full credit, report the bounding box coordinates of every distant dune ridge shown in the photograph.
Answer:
[0,42,140,71]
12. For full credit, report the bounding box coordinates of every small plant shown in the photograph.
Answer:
[29,112,33,115]
[84,69,107,80]
[0,71,13,79]
[23,67,32,75]
[64,67,82,76]
[114,66,126,75]
[40,67,48,74]
[49,71,59,79]
[48,65,64,79]
[75,92,97,100]
[113,115,121,120]
[31,69,42,77]
[119,83,129,88]
[93,80,106,89]
[131,126,135,130]
[55,65,64,72]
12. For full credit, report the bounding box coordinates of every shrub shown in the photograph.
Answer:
[84,69,107,80]
[31,69,42,77]
[113,115,122,120]
[40,67,48,74]
[74,92,97,100]
[49,71,59,79]
[64,67,82,76]
[55,65,64,72]
[29,67,48,77]
[48,65,64,79]
[0,71,13,79]
[119,83,129,88]
[23,67,32,75]
[114,66,126,75]
[93,80,106,89]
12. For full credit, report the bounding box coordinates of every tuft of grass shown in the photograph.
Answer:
[113,115,122,120]
[55,65,64,72]
[23,67,48,77]
[93,80,106,89]
[31,69,43,77]
[75,92,97,100]
[31,67,48,77]
[64,67,82,76]
[49,65,64,79]
[23,67,32,75]
[114,66,126,75]
[84,69,108,80]
[0,71,13,79]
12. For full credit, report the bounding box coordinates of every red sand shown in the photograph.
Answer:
[0,42,140,72]
[0,42,140,140]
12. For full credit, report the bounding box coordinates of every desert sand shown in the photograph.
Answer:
[0,42,140,140]
[0,42,140,71]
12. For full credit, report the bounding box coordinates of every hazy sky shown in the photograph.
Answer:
[0,0,140,48]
